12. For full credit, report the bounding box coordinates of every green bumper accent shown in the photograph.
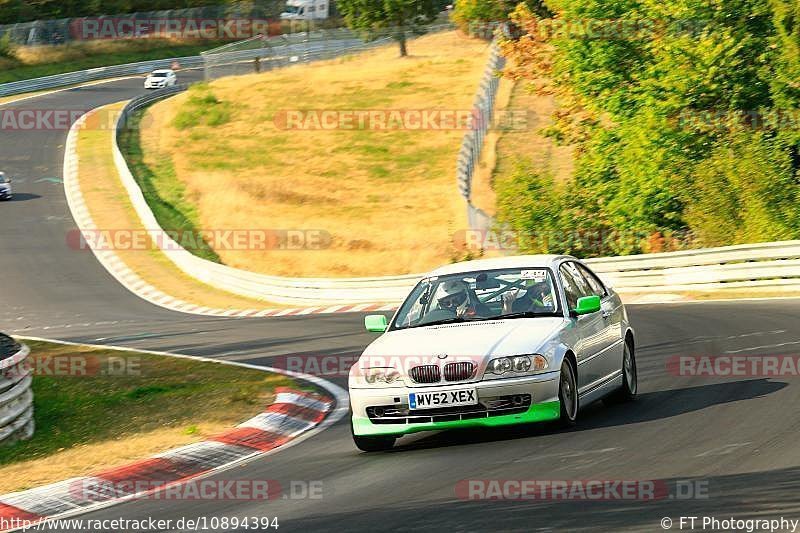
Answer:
[352,401,561,437]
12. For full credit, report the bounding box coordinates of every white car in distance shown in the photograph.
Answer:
[144,69,177,89]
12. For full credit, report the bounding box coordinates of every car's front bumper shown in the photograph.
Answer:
[0,189,12,200]
[351,372,561,437]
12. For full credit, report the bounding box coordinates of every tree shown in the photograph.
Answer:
[452,0,550,36]
[337,0,441,57]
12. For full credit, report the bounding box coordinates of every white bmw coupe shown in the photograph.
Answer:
[349,255,637,451]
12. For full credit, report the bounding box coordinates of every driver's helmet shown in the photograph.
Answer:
[437,280,469,311]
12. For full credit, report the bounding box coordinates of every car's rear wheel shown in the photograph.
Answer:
[351,418,395,452]
[559,359,578,426]
[604,339,637,405]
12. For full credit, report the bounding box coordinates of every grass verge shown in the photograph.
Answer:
[0,340,299,493]
[0,39,224,84]
[118,108,221,263]
[77,101,291,310]
[137,31,492,277]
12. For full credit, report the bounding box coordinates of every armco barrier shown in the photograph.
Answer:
[456,35,505,232]
[0,335,34,445]
[0,56,205,98]
[201,24,451,80]
[585,241,800,292]
[0,24,453,99]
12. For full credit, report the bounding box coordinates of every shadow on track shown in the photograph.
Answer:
[3,193,40,202]
[261,467,800,532]
[390,379,786,453]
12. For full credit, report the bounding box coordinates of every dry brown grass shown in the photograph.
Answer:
[77,102,292,310]
[142,31,493,277]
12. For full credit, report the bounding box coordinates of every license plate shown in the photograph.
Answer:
[409,388,478,410]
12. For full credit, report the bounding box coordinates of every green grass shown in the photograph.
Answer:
[1,340,301,466]
[118,106,222,263]
[0,41,226,84]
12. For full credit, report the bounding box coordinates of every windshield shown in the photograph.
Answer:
[283,6,301,14]
[0,174,7,184]
[392,268,561,330]
[151,72,168,77]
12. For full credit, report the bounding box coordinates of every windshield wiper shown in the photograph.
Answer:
[417,316,469,327]
[486,311,559,321]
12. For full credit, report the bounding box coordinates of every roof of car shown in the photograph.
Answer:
[151,69,173,74]
[427,255,573,277]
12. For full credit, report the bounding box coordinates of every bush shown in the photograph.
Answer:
[496,1,800,256]
[685,132,800,247]
[0,32,15,59]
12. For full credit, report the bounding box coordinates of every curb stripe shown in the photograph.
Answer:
[267,402,327,423]
[274,391,333,411]
[210,428,290,452]
[240,413,314,436]
[0,388,333,528]
[0,503,40,521]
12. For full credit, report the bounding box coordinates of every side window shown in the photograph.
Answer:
[559,263,591,310]
[576,263,607,298]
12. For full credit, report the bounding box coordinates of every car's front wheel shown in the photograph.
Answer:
[558,359,578,427]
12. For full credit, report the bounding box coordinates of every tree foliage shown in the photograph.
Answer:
[494,0,800,256]
[337,0,441,56]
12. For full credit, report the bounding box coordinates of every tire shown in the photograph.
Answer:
[558,358,578,427]
[351,417,395,452]
[604,339,637,405]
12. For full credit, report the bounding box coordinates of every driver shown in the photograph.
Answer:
[502,280,554,314]
[437,280,490,318]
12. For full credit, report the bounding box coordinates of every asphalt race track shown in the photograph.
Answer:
[2,76,800,532]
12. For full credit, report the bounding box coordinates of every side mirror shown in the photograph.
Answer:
[573,295,601,316]
[365,314,388,333]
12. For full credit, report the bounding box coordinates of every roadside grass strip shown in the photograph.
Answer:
[0,387,333,529]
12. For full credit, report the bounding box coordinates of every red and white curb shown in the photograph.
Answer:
[62,110,399,318]
[0,337,348,532]
[0,388,338,530]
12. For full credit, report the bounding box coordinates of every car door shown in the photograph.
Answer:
[575,262,625,384]
[558,262,607,392]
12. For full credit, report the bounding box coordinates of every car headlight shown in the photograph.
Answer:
[484,355,548,379]
[350,367,403,388]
